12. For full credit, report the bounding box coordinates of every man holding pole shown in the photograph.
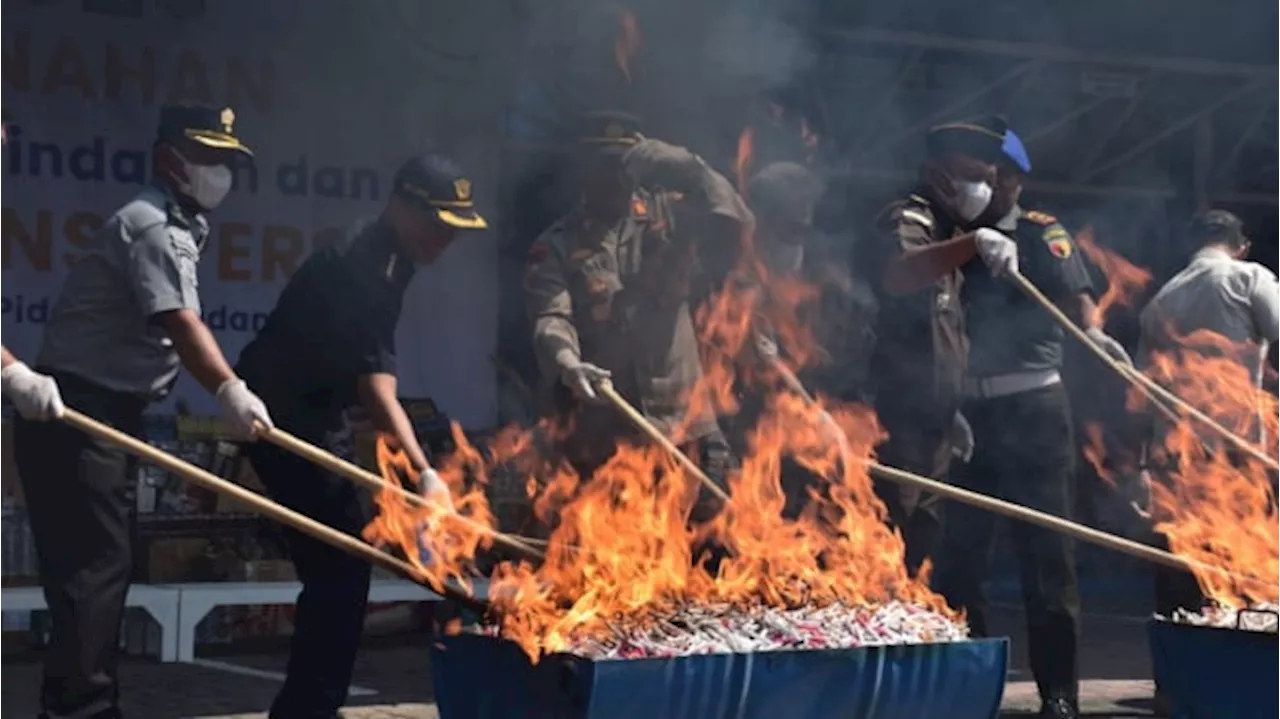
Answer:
[1134,209,1279,617]
[4,104,272,719]
[232,153,484,717]
[523,111,752,507]
[927,119,1129,719]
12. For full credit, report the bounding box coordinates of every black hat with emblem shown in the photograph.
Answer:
[578,110,643,154]
[156,103,252,156]
[392,153,488,230]
[925,115,1008,164]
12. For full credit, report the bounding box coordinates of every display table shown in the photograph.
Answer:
[170,578,490,662]
[2,584,182,662]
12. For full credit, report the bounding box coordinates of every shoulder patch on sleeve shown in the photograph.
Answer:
[1043,226,1074,259]
[1023,210,1057,225]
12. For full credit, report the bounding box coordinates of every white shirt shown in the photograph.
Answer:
[1138,247,1279,443]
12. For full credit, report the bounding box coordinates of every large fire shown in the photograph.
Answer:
[1074,229,1153,326]
[1078,239,1278,609]
[362,129,952,661]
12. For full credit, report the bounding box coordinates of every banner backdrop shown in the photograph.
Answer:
[2,0,504,429]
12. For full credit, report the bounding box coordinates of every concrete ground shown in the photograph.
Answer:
[1,603,1162,718]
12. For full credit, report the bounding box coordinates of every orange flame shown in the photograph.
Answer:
[735,127,755,195]
[362,184,949,659]
[1075,229,1152,326]
[614,7,642,84]
[1086,327,1278,608]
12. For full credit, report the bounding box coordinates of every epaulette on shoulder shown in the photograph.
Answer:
[1022,210,1057,226]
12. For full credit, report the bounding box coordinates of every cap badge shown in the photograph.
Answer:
[454,178,471,201]
[220,107,235,134]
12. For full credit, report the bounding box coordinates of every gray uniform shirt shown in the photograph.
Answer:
[38,184,208,397]
[1138,247,1279,444]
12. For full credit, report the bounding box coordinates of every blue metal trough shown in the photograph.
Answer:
[1149,616,1278,719]
[430,633,1008,719]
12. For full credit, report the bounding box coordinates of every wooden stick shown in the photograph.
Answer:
[255,424,545,562]
[762,356,1266,586]
[1009,271,1279,471]
[60,408,490,614]
[597,381,732,502]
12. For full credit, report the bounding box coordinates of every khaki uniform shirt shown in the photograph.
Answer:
[868,190,968,477]
[524,141,752,443]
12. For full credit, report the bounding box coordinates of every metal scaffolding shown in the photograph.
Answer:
[814,26,1278,206]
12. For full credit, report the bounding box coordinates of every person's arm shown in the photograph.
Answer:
[1,346,17,369]
[152,310,237,393]
[357,372,431,475]
[882,233,979,296]
[1249,264,1280,345]
[0,346,65,421]
[524,237,581,375]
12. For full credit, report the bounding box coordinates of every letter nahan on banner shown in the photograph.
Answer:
[1,207,342,283]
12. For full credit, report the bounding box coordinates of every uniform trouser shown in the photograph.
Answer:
[874,415,950,578]
[243,438,373,719]
[14,371,147,718]
[932,383,1081,703]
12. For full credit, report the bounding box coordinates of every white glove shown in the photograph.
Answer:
[1,362,65,421]
[215,378,273,440]
[950,411,975,463]
[418,467,455,513]
[974,228,1019,278]
[559,361,612,403]
[1086,326,1134,367]
[1098,468,1154,538]
[754,334,780,360]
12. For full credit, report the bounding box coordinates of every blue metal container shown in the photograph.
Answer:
[430,634,1007,719]
[1149,616,1278,719]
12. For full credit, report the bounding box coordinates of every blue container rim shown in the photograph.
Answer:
[1148,617,1279,644]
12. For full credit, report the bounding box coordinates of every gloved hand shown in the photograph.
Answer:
[1,362,65,421]
[215,378,273,440]
[559,361,612,403]
[973,228,1019,278]
[950,411,975,463]
[622,138,704,193]
[418,467,455,513]
[754,333,780,360]
[1086,326,1134,367]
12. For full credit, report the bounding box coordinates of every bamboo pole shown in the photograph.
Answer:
[254,424,545,562]
[59,408,489,614]
[1008,270,1279,471]
[597,382,732,502]
[762,356,1266,587]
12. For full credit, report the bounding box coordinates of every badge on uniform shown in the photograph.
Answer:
[1044,227,1073,259]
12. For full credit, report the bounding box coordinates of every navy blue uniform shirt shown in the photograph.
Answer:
[236,218,414,438]
[962,207,1093,377]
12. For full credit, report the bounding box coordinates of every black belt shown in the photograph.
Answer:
[35,368,150,419]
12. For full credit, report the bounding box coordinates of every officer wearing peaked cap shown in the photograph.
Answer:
[865,117,1017,577]
[233,153,485,717]
[930,119,1130,719]
[8,103,271,719]
[523,111,752,509]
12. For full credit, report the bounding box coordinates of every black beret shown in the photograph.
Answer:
[926,115,1007,164]
[578,110,643,152]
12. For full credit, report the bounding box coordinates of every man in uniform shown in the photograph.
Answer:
[234,153,484,717]
[725,161,877,515]
[8,104,272,719]
[929,121,1131,719]
[866,119,1019,575]
[524,111,752,513]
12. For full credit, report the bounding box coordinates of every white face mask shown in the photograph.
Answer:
[174,150,233,211]
[952,179,993,221]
